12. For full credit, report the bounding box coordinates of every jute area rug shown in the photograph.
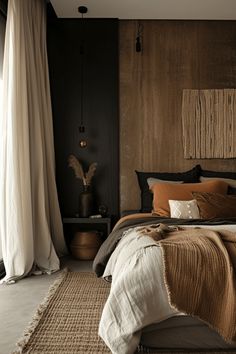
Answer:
[12,269,235,354]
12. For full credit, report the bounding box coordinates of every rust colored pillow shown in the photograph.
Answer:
[151,180,228,217]
[192,192,236,219]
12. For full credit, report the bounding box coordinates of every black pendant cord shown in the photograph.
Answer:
[79,9,86,133]
[80,35,84,130]
[78,6,88,139]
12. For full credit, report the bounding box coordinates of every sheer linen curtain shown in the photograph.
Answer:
[0,4,6,262]
[0,0,67,283]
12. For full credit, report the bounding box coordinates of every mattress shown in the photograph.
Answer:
[141,316,236,350]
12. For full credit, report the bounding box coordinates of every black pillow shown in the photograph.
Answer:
[200,167,236,180]
[200,167,236,195]
[135,165,201,212]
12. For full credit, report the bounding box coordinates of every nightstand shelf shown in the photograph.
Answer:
[63,217,111,234]
[63,217,111,245]
[63,217,111,259]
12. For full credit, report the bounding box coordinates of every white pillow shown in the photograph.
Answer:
[169,199,200,219]
[147,178,183,188]
[200,176,236,188]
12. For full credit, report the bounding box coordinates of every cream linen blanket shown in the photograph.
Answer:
[99,224,236,354]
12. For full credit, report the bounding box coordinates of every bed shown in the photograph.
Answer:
[93,165,236,354]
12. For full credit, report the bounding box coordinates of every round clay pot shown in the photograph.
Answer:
[70,230,102,260]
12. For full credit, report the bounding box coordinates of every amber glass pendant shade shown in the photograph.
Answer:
[79,139,87,148]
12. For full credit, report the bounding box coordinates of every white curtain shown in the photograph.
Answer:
[0,8,6,261]
[0,0,67,283]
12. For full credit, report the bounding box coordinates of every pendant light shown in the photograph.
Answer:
[78,6,88,148]
[136,22,143,53]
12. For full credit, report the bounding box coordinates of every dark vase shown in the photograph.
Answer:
[79,185,93,217]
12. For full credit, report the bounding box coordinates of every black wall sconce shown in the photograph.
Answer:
[136,22,143,53]
[78,5,88,148]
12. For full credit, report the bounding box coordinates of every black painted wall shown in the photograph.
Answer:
[47,19,119,219]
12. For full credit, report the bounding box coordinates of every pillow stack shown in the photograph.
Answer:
[150,180,228,217]
[135,165,200,213]
[136,165,236,219]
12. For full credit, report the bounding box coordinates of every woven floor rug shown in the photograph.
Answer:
[12,269,235,354]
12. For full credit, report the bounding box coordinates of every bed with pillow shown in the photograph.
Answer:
[93,165,236,354]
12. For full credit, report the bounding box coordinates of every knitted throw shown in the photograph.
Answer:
[159,227,236,343]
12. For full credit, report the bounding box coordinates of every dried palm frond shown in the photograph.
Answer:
[68,155,86,185]
[68,155,97,186]
[85,162,97,185]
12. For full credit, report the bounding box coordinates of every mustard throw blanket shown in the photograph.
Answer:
[157,227,236,343]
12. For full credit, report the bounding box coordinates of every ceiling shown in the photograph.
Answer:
[50,0,236,20]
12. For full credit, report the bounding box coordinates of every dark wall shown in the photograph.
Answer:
[0,0,8,16]
[47,19,119,218]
